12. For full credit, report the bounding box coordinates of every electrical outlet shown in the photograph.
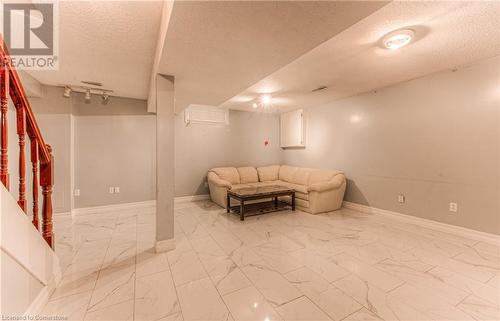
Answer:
[74,189,80,196]
[109,187,115,194]
[398,194,405,204]
[114,187,120,194]
[449,202,458,213]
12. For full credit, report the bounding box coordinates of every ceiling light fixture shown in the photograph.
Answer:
[260,94,272,105]
[84,89,91,102]
[63,86,72,98]
[383,29,414,50]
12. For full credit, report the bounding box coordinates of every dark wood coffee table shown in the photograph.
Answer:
[226,185,295,221]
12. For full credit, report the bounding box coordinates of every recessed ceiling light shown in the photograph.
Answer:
[260,94,272,105]
[383,29,414,50]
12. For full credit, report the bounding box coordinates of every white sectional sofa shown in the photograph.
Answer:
[207,165,346,214]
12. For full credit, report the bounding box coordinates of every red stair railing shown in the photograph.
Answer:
[0,39,54,248]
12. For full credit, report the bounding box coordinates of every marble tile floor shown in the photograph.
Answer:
[42,200,500,321]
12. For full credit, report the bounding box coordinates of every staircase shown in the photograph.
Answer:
[1,37,60,316]
[0,38,55,248]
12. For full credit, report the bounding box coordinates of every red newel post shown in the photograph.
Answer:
[41,144,54,248]
[16,105,26,212]
[0,60,9,189]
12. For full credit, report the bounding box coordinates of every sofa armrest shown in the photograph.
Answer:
[308,175,345,192]
[207,172,232,188]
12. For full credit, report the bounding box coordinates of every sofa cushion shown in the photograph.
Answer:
[280,195,309,209]
[210,167,240,185]
[279,165,298,183]
[291,168,312,185]
[277,181,308,194]
[308,169,343,185]
[231,183,252,190]
[295,191,309,201]
[257,165,280,182]
[237,167,258,184]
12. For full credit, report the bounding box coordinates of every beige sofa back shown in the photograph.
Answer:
[277,165,342,186]
[237,167,258,183]
[211,165,344,187]
[210,167,240,184]
[308,168,343,184]
[256,165,280,182]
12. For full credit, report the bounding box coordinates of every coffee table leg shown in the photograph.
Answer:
[240,200,245,221]
[274,197,278,209]
[292,192,296,211]
[227,194,230,213]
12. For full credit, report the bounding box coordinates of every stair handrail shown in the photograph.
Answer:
[0,37,55,248]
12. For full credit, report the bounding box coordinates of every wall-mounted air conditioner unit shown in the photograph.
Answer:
[280,108,305,148]
[184,104,229,126]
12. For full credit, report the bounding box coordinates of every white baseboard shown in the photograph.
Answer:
[155,238,176,253]
[72,200,156,215]
[24,271,61,316]
[174,194,210,203]
[71,196,210,216]
[342,201,500,245]
[54,211,71,217]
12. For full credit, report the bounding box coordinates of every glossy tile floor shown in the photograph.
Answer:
[43,200,500,321]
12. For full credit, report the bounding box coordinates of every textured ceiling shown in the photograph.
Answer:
[222,1,500,113]
[159,1,389,112]
[28,1,163,100]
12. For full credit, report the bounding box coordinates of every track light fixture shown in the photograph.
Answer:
[63,86,72,98]
[84,89,91,102]
[101,91,110,105]
[62,84,114,104]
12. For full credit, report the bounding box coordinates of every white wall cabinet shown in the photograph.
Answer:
[280,109,305,148]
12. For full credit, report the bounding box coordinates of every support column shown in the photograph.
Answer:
[155,74,175,253]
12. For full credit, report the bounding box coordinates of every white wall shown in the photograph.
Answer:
[7,84,283,211]
[282,57,500,235]
[175,110,282,196]
[74,115,156,208]
[6,86,72,215]
[5,85,157,211]
[1,184,60,315]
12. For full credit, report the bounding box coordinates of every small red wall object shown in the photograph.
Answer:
[264,139,269,146]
